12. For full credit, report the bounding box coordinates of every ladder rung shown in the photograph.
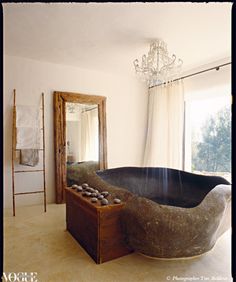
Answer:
[15,190,44,196]
[14,149,44,151]
[14,169,44,173]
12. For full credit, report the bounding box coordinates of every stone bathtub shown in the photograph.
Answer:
[86,167,231,259]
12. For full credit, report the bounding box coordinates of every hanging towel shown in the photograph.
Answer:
[15,105,41,166]
[20,149,39,166]
[16,105,40,128]
[15,105,41,149]
[16,127,41,149]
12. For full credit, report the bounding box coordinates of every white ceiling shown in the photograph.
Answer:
[3,2,232,76]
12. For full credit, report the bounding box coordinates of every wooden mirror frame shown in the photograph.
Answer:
[54,91,107,204]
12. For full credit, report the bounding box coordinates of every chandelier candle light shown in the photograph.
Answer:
[133,39,183,87]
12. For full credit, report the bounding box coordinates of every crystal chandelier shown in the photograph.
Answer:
[133,39,183,87]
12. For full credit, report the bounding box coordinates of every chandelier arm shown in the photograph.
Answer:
[159,54,177,73]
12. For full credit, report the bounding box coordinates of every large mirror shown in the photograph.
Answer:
[54,91,107,204]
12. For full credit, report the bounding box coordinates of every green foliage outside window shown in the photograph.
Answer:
[192,106,231,172]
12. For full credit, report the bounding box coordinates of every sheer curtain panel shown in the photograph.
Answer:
[143,80,185,169]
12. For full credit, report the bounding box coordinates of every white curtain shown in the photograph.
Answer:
[80,108,99,161]
[143,80,185,169]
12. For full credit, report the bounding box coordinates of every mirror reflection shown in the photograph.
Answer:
[66,102,99,162]
[66,102,99,186]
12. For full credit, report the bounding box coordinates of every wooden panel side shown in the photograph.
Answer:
[66,190,99,263]
[55,91,106,104]
[99,97,107,170]
[99,206,133,263]
[54,93,63,203]
[61,99,66,202]
[103,98,107,169]
[65,188,133,264]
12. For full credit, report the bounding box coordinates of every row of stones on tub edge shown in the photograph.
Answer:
[71,183,121,205]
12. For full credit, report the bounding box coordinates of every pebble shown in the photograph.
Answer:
[101,198,109,205]
[71,184,78,189]
[91,192,98,198]
[101,191,109,197]
[82,183,89,189]
[94,190,99,194]
[113,198,121,204]
[98,195,104,200]
[91,197,98,203]
[76,186,83,192]
[82,191,87,196]
[87,187,95,193]
[85,191,92,197]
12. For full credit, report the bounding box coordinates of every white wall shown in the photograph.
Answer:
[183,60,231,101]
[4,55,148,208]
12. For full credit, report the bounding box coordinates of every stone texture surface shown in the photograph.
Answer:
[70,166,231,258]
[66,161,99,186]
[82,170,134,202]
[121,184,231,258]
[93,167,231,258]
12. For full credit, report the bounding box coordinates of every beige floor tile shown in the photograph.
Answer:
[4,204,232,282]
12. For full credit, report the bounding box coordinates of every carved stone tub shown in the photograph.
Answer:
[88,167,231,259]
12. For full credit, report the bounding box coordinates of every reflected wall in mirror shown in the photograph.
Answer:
[54,91,107,204]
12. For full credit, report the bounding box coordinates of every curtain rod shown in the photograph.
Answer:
[149,62,231,89]
[82,106,98,113]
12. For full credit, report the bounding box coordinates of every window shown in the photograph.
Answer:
[185,95,231,182]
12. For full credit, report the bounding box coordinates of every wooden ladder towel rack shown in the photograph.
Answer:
[12,89,47,216]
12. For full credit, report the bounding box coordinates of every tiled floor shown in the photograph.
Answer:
[4,204,232,282]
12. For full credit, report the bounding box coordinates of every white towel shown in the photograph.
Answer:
[15,105,41,149]
[16,105,40,128]
[16,127,41,149]
[20,149,39,166]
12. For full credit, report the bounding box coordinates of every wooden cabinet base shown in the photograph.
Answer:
[65,187,133,264]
